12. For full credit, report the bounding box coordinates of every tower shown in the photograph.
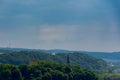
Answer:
[67,54,70,66]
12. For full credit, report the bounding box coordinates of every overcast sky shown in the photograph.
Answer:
[0,0,120,52]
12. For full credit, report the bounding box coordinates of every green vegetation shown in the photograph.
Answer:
[100,73,120,80]
[0,51,107,70]
[1,48,120,80]
[85,52,120,60]
[0,61,99,80]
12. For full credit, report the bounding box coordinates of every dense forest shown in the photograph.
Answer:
[1,48,118,80]
[0,61,99,80]
[85,52,120,61]
[0,51,107,70]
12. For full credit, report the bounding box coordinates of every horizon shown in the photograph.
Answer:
[0,0,120,52]
[0,47,119,53]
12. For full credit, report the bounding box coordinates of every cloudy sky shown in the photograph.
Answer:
[0,0,120,52]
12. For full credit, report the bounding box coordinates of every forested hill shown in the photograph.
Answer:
[1,48,120,61]
[85,52,120,60]
[0,51,107,70]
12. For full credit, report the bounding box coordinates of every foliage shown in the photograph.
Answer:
[0,51,107,70]
[0,61,99,80]
[100,73,120,80]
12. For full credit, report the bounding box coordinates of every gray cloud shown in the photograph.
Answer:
[0,0,120,51]
[0,0,119,27]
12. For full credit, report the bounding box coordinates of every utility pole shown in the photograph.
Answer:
[7,40,11,48]
[8,41,11,48]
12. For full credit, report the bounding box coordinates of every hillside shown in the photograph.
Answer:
[85,52,120,61]
[0,51,107,70]
[1,48,120,61]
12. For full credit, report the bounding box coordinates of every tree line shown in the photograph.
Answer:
[0,51,107,70]
[0,61,99,80]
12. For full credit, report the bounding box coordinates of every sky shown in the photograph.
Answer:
[0,0,120,52]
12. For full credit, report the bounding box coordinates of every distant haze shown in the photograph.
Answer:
[0,0,120,52]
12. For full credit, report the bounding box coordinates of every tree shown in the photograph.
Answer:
[11,67,23,80]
